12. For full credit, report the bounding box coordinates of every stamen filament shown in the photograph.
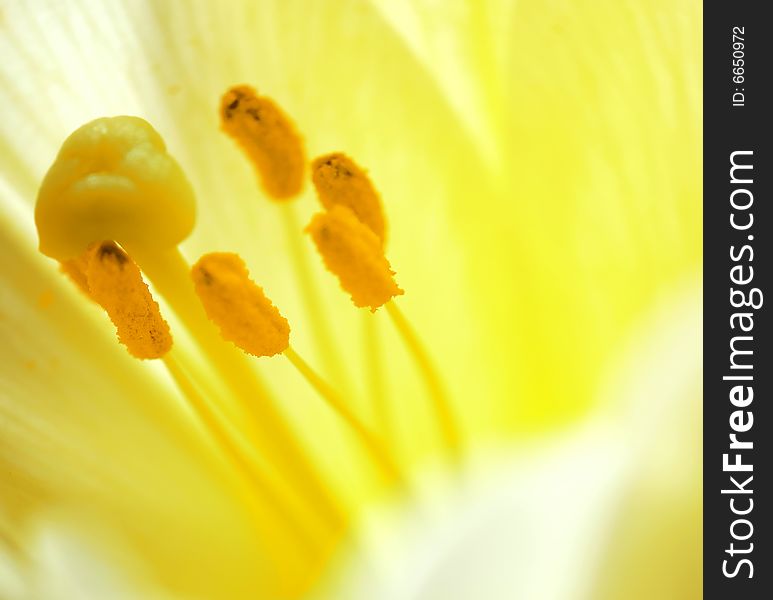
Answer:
[162,354,318,554]
[164,354,347,596]
[281,205,354,396]
[385,301,462,458]
[363,312,391,446]
[283,346,403,485]
[130,246,345,527]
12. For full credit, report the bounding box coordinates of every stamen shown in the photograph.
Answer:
[311,153,386,243]
[164,355,345,597]
[84,241,172,359]
[36,116,347,539]
[280,206,355,397]
[386,302,462,458]
[284,347,403,484]
[191,252,290,357]
[362,312,391,445]
[35,116,195,262]
[163,355,321,549]
[141,248,345,529]
[220,85,305,200]
[306,205,404,311]
[190,252,402,483]
[59,253,91,297]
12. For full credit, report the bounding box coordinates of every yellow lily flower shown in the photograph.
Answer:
[0,0,700,599]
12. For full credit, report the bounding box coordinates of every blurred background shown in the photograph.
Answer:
[1,0,701,598]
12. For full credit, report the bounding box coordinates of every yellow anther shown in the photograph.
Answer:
[191,253,290,357]
[220,85,305,200]
[306,205,403,311]
[35,116,196,262]
[311,153,386,243]
[59,253,91,297]
[85,241,172,359]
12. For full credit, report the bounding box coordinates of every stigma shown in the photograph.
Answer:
[35,116,196,262]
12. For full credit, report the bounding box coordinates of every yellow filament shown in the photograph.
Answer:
[84,241,172,359]
[311,153,386,243]
[131,247,345,528]
[162,354,311,546]
[191,252,290,358]
[280,205,354,395]
[306,205,403,311]
[220,85,305,200]
[363,312,391,444]
[284,346,403,484]
[385,301,462,458]
[164,355,342,597]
